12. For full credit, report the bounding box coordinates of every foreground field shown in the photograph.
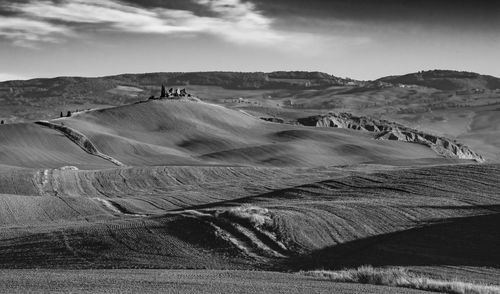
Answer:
[0,270,435,294]
[0,164,498,286]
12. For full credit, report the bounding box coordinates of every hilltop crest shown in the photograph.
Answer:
[378,70,500,90]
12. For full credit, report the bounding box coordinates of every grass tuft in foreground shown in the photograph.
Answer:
[302,266,500,294]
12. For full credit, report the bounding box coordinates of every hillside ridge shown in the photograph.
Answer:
[377,69,500,90]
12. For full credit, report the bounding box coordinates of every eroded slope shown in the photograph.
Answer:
[298,112,484,162]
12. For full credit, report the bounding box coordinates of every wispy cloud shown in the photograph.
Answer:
[1,0,290,47]
[0,16,71,48]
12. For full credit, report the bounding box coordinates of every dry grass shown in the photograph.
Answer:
[217,205,273,228]
[303,266,500,294]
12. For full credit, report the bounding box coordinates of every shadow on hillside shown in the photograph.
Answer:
[282,211,500,271]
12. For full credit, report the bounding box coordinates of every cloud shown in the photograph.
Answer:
[0,16,71,48]
[0,0,291,47]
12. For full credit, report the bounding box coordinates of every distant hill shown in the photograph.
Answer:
[0,71,357,94]
[1,69,499,123]
[138,71,356,89]
[378,70,500,91]
[0,71,359,122]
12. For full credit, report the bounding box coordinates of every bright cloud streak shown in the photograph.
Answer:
[2,0,289,47]
[0,16,70,48]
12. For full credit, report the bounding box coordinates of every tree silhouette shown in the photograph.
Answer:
[67,111,71,117]
[160,84,166,98]
[60,111,63,117]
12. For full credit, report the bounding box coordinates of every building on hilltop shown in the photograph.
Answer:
[155,85,192,100]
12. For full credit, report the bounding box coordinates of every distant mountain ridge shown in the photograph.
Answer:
[377,70,500,91]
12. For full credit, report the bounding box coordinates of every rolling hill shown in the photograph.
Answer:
[23,99,446,168]
[0,123,114,169]
[378,70,500,91]
[0,74,499,293]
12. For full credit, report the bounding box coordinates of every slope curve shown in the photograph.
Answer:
[0,123,114,169]
[54,100,444,167]
[35,121,125,166]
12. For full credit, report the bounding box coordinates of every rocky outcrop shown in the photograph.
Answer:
[376,128,484,162]
[299,113,394,133]
[298,113,485,162]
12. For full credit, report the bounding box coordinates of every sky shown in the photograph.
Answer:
[0,0,499,81]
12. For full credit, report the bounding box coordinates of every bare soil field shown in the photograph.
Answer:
[0,163,498,280]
